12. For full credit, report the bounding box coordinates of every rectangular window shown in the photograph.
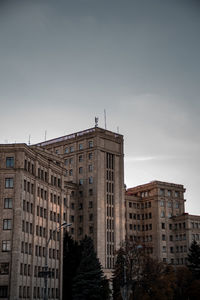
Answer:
[70,146,74,152]
[6,157,14,168]
[0,286,8,297]
[79,155,83,162]
[79,167,83,174]
[2,241,11,252]
[88,153,93,160]
[5,178,14,188]
[89,177,93,184]
[0,263,9,275]
[4,198,12,209]
[88,165,93,172]
[160,189,165,196]
[3,219,12,230]
[175,191,179,198]
[89,141,93,148]
[79,143,83,150]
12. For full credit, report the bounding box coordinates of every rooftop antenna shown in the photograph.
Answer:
[28,135,31,145]
[44,130,47,141]
[104,109,107,130]
[95,117,99,128]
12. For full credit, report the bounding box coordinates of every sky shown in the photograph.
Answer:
[0,0,200,214]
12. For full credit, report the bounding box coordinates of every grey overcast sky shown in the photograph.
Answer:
[0,0,200,214]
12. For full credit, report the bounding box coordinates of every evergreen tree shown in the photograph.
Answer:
[62,232,81,300]
[72,236,110,300]
[188,240,200,279]
[112,247,125,300]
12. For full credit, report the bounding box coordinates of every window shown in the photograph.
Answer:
[175,202,179,208]
[161,211,165,218]
[6,157,14,168]
[79,167,83,174]
[89,176,93,184]
[70,146,74,153]
[168,202,172,208]
[168,212,172,218]
[69,158,73,164]
[0,263,9,275]
[162,246,166,253]
[162,234,166,241]
[89,189,93,196]
[2,241,11,252]
[175,191,179,198]
[0,286,8,297]
[89,141,93,148]
[89,201,93,208]
[3,219,12,230]
[5,178,13,188]
[168,190,172,197]
[161,223,165,229]
[88,165,93,172]
[89,226,93,234]
[4,198,12,209]
[160,200,164,207]
[69,169,73,176]
[160,189,165,196]
[64,147,69,154]
[88,152,93,160]
[79,143,83,150]
[65,159,68,166]
[79,179,83,185]
[79,155,83,162]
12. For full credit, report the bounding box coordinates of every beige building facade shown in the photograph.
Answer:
[1,127,200,299]
[125,181,200,265]
[36,127,125,276]
[0,144,71,299]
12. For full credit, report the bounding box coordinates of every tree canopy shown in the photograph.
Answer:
[63,234,110,300]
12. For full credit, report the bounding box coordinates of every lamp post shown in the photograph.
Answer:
[43,222,72,300]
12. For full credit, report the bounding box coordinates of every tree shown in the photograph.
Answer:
[72,236,111,300]
[62,232,81,300]
[187,240,200,280]
[133,258,175,300]
[112,240,176,300]
[112,247,125,300]
[112,240,146,300]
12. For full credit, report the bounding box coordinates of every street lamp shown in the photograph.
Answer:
[42,222,72,300]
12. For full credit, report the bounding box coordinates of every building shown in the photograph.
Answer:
[125,181,200,265]
[36,127,125,276]
[0,143,72,299]
[1,127,200,299]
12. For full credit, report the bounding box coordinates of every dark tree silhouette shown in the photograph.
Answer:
[188,240,200,280]
[62,232,81,300]
[72,236,110,300]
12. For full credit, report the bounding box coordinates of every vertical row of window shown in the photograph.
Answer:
[106,153,115,269]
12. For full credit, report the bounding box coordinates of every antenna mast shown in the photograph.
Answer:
[104,109,107,130]
[28,135,31,145]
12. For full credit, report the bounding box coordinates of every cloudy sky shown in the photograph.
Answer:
[0,0,200,214]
